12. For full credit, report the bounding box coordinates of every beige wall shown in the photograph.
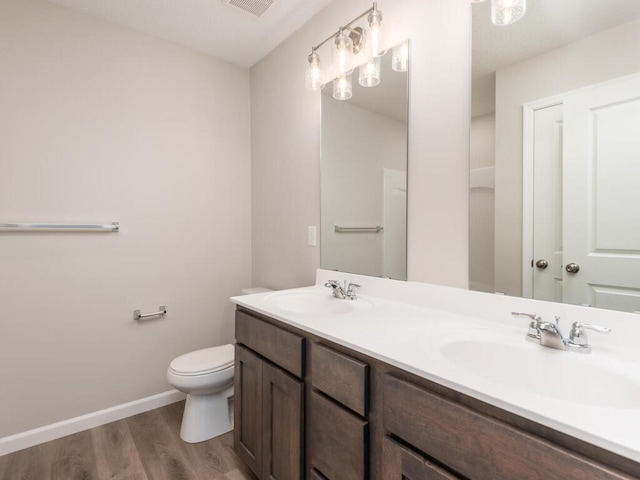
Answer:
[251,0,471,290]
[494,18,640,296]
[0,0,251,437]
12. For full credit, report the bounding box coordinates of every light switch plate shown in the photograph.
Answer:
[307,226,317,247]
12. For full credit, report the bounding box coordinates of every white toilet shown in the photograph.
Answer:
[167,344,235,443]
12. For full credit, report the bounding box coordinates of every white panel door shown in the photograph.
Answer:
[383,168,407,280]
[532,104,564,303]
[563,75,640,311]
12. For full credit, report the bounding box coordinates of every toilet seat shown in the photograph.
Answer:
[169,344,234,376]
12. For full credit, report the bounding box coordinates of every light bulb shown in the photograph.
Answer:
[305,51,322,91]
[368,7,383,57]
[333,74,352,101]
[392,41,409,73]
[491,0,526,26]
[359,57,381,87]
[332,29,353,76]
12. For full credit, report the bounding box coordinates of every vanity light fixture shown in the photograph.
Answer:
[391,41,409,73]
[491,0,526,26]
[471,0,527,26]
[359,56,381,87]
[304,2,384,93]
[305,50,322,91]
[367,3,383,58]
[333,74,353,100]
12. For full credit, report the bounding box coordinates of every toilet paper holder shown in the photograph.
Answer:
[134,306,167,321]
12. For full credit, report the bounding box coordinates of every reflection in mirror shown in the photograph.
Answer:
[321,44,408,280]
[470,1,640,312]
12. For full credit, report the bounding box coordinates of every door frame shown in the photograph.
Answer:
[521,71,640,298]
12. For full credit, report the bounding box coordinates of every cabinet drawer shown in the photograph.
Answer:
[383,375,632,480]
[236,310,304,378]
[382,436,461,480]
[311,343,368,416]
[309,391,368,480]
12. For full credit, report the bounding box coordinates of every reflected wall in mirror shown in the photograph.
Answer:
[321,44,408,280]
[470,0,640,312]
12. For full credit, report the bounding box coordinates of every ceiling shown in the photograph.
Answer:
[473,0,640,80]
[48,0,334,67]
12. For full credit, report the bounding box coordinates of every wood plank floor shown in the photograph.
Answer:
[0,401,257,480]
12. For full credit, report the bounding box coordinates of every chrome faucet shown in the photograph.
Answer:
[325,280,360,300]
[511,312,610,354]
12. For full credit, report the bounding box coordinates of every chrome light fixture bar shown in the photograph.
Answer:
[305,2,383,97]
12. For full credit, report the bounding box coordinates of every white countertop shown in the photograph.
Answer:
[231,269,640,464]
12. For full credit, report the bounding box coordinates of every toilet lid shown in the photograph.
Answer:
[169,344,234,376]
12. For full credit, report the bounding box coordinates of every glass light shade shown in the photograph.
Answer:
[305,53,322,91]
[392,41,409,72]
[368,9,383,57]
[359,57,381,87]
[333,74,352,101]
[491,0,526,26]
[332,30,353,76]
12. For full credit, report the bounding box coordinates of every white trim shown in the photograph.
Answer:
[0,389,186,456]
[522,98,562,298]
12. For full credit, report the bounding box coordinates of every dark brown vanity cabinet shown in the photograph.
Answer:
[234,311,304,480]
[234,307,640,480]
[382,375,637,480]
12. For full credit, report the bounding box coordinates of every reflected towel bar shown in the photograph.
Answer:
[0,222,119,232]
[335,225,384,233]
[134,306,167,321]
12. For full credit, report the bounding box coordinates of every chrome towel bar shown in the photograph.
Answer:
[134,306,167,321]
[0,222,119,232]
[335,225,384,233]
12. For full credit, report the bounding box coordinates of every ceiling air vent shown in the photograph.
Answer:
[222,0,276,17]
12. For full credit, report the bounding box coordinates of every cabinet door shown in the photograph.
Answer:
[234,345,263,478]
[262,361,303,480]
[382,437,460,480]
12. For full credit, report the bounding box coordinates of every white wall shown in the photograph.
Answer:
[494,18,640,296]
[0,0,251,438]
[321,99,406,278]
[250,0,470,290]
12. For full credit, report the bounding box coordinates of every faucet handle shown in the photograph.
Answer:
[511,312,541,321]
[569,321,611,346]
[512,312,543,341]
[346,282,360,300]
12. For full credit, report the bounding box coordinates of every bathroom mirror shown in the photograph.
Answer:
[320,44,409,280]
[470,0,640,312]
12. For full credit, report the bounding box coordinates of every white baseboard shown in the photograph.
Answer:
[0,389,186,457]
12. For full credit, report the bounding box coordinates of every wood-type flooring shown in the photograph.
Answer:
[0,401,256,480]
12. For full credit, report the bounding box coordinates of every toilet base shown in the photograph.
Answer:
[180,386,234,443]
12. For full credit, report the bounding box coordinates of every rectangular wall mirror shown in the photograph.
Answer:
[321,42,409,280]
[470,1,640,312]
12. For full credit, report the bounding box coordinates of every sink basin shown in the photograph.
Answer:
[264,290,373,316]
[441,339,640,408]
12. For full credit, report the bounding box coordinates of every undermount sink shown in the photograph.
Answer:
[440,339,640,408]
[264,290,373,316]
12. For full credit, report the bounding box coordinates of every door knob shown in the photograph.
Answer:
[535,259,549,269]
[565,263,580,274]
